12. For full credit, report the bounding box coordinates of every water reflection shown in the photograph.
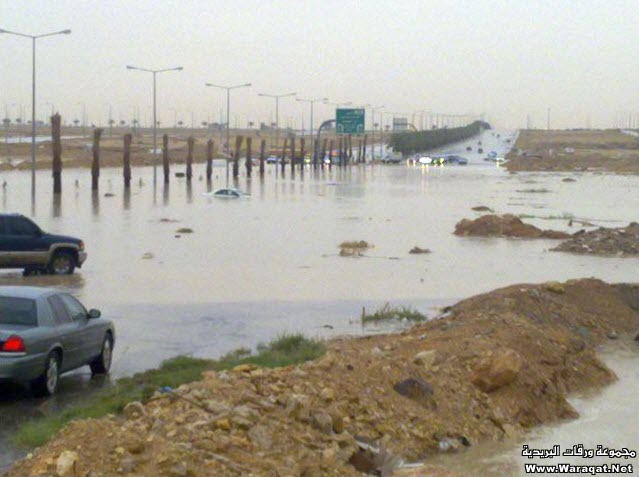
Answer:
[91,190,99,216]
[123,187,131,210]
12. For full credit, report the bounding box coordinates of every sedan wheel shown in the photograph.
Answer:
[46,356,59,394]
[90,335,113,375]
[31,352,61,397]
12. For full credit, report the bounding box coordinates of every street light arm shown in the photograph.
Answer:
[0,28,33,38]
[127,65,153,73]
[36,29,71,38]
[156,66,183,73]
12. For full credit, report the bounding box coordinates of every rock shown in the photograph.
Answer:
[311,411,334,434]
[438,437,460,453]
[393,377,434,401]
[544,281,565,294]
[141,252,154,260]
[562,178,577,182]
[471,205,494,212]
[233,363,258,373]
[551,222,639,257]
[123,401,145,420]
[413,350,439,369]
[56,450,78,477]
[104,192,115,197]
[248,424,273,450]
[285,394,310,421]
[169,461,188,477]
[409,246,431,254]
[215,418,231,431]
[331,413,345,433]
[119,456,137,473]
[607,331,619,340]
[319,387,335,402]
[471,348,523,392]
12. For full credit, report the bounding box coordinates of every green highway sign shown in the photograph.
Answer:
[336,108,365,135]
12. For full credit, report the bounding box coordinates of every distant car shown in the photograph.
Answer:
[0,214,87,276]
[266,155,278,164]
[0,287,114,396]
[444,155,468,165]
[209,188,250,199]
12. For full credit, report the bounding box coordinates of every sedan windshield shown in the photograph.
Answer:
[0,297,38,327]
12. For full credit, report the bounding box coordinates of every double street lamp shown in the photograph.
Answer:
[296,97,327,163]
[126,65,183,186]
[205,82,251,185]
[0,27,71,196]
[258,92,296,151]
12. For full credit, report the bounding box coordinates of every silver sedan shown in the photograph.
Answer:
[0,286,114,396]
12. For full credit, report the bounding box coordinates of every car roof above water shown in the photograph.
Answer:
[0,286,59,300]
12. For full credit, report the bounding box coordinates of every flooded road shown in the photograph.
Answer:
[0,128,637,471]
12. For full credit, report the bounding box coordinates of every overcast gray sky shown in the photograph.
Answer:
[1,0,637,130]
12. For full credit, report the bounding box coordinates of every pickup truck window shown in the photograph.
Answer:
[48,295,73,325]
[6,217,40,236]
[0,296,37,326]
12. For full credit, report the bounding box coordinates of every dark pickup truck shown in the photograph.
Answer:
[0,214,87,275]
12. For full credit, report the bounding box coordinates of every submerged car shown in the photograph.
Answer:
[0,287,114,396]
[444,155,468,165]
[208,188,250,199]
[0,213,87,275]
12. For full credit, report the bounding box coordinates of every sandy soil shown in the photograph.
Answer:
[505,130,639,174]
[6,279,639,477]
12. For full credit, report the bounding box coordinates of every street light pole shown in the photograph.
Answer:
[205,82,251,186]
[296,97,327,164]
[0,27,71,197]
[258,92,296,153]
[127,65,183,186]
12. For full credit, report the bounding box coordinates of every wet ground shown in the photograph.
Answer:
[0,128,638,472]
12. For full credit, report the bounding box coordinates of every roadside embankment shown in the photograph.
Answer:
[6,279,639,477]
[505,129,639,174]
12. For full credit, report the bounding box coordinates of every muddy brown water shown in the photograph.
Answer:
[0,129,637,472]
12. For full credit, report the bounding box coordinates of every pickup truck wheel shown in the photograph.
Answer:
[31,352,61,397]
[90,335,113,375]
[49,251,76,275]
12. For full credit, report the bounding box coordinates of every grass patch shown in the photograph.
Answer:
[518,213,574,220]
[14,334,324,449]
[516,188,551,193]
[175,227,194,233]
[361,303,427,324]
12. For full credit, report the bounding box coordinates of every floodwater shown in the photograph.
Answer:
[0,128,638,471]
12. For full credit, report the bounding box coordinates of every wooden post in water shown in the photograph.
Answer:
[328,139,334,170]
[186,136,194,182]
[313,138,319,169]
[362,134,368,163]
[91,128,103,190]
[259,139,266,176]
[233,136,242,179]
[51,113,62,194]
[280,138,288,175]
[245,137,252,177]
[290,137,296,174]
[123,133,132,188]
[162,134,170,184]
[299,138,305,171]
[206,139,214,182]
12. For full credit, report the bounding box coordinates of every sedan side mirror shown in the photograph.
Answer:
[88,308,101,319]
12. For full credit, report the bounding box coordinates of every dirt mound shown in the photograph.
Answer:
[551,223,639,256]
[454,214,571,239]
[8,279,639,477]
